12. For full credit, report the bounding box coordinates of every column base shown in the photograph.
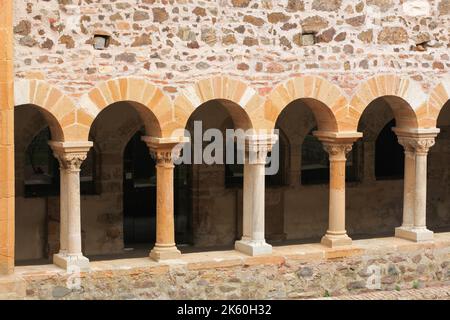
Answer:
[395,226,433,242]
[53,253,90,272]
[321,233,352,248]
[235,239,272,256]
[149,245,181,261]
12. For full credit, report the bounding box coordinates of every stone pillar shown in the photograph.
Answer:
[394,128,440,242]
[395,140,415,232]
[0,0,15,275]
[49,141,93,271]
[142,136,189,261]
[314,132,362,248]
[235,134,278,256]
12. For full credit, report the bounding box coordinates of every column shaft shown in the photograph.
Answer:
[235,134,277,256]
[328,159,346,235]
[319,140,355,248]
[59,168,68,254]
[66,168,83,255]
[142,136,189,261]
[155,162,176,247]
[242,162,265,242]
[395,146,415,239]
[414,153,428,229]
[403,151,416,228]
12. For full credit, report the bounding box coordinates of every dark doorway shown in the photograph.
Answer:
[122,129,192,247]
[123,130,156,245]
[375,119,404,180]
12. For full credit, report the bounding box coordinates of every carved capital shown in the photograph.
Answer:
[397,137,416,153]
[397,136,435,155]
[142,136,189,168]
[48,141,93,172]
[312,131,361,161]
[411,137,435,155]
[245,134,278,165]
[55,152,88,171]
[322,142,353,161]
[149,148,180,167]
[393,127,439,155]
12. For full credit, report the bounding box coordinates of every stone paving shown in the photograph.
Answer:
[318,285,450,300]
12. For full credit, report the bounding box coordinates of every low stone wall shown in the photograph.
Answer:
[1,233,449,300]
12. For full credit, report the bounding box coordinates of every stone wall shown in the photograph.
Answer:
[13,0,450,99]
[2,234,449,299]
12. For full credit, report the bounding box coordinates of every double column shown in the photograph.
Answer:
[49,141,93,271]
[313,131,362,248]
[142,136,189,261]
[394,128,439,242]
[235,134,278,256]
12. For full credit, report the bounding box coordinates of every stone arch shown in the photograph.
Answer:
[173,76,257,131]
[350,75,426,130]
[79,77,174,139]
[357,99,396,142]
[259,76,348,132]
[427,78,450,127]
[14,79,76,141]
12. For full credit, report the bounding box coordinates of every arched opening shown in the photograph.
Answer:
[14,104,63,265]
[184,99,251,250]
[272,98,346,244]
[82,101,155,258]
[348,97,410,239]
[82,100,190,259]
[428,100,450,232]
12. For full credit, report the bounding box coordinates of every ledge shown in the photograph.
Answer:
[4,232,449,281]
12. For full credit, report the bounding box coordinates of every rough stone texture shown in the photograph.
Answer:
[287,0,305,12]
[323,285,450,300]
[312,0,342,12]
[367,0,394,12]
[377,27,408,45]
[439,0,450,15]
[11,0,449,98]
[2,235,449,299]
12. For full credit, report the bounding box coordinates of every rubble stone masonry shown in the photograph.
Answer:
[12,0,450,99]
[0,234,449,299]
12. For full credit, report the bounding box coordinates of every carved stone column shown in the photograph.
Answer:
[235,134,278,256]
[49,141,93,271]
[142,136,189,261]
[394,128,440,242]
[314,131,362,248]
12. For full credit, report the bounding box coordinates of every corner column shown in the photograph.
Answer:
[235,134,278,256]
[49,141,93,271]
[142,136,189,261]
[314,132,362,248]
[0,0,15,275]
[394,128,439,242]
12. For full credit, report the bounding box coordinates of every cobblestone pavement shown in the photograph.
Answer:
[315,285,450,300]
